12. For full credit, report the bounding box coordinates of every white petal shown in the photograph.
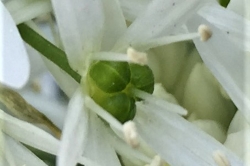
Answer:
[100,0,127,51]
[82,112,121,166]
[135,103,243,166]
[0,109,59,155]
[57,89,89,166]
[198,4,250,52]
[0,2,30,89]
[5,0,52,25]
[186,15,250,122]
[119,0,151,21]
[51,0,104,70]
[113,0,208,51]
[4,134,47,166]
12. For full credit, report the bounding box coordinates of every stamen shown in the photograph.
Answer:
[139,33,200,49]
[213,150,231,166]
[85,97,123,131]
[198,24,212,42]
[123,121,140,148]
[133,89,187,116]
[91,48,148,66]
[127,47,148,65]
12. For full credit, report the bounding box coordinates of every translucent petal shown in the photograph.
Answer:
[5,0,52,24]
[4,134,47,166]
[113,0,208,51]
[135,103,243,166]
[198,4,250,52]
[57,89,89,166]
[82,112,121,166]
[0,2,30,89]
[0,109,59,155]
[42,57,79,98]
[119,0,151,21]
[51,0,105,70]
[186,15,250,122]
[100,0,127,51]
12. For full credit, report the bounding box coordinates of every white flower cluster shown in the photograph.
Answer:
[0,0,250,166]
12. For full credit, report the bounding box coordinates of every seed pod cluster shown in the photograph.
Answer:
[87,61,154,123]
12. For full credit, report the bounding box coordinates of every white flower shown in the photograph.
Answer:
[46,0,247,166]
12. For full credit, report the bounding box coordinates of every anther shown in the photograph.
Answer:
[127,47,148,65]
[198,24,212,42]
[123,121,140,148]
[213,150,231,166]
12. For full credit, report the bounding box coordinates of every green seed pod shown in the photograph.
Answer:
[100,92,136,123]
[129,63,154,95]
[88,61,131,93]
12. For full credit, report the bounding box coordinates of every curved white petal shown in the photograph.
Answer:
[51,0,105,70]
[82,112,121,166]
[0,109,59,155]
[113,0,210,51]
[57,89,89,166]
[135,103,243,166]
[186,15,250,122]
[4,134,47,166]
[0,2,30,89]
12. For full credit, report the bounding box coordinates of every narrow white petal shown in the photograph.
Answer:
[100,0,127,51]
[186,15,250,122]
[135,103,243,166]
[57,89,89,166]
[0,109,59,155]
[82,112,121,166]
[119,0,150,21]
[113,0,210,51]
[0,2,30,89]
[51,0,104,70]
[4,134,47,166]
[198,4,250,52]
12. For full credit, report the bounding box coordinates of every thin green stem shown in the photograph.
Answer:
[17,23,81,83]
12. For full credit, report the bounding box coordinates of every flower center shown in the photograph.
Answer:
[85,60,154,123]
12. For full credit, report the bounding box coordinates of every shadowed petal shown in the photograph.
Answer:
[4,133,47,166]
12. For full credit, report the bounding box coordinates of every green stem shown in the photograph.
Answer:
[17,23,81,83]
